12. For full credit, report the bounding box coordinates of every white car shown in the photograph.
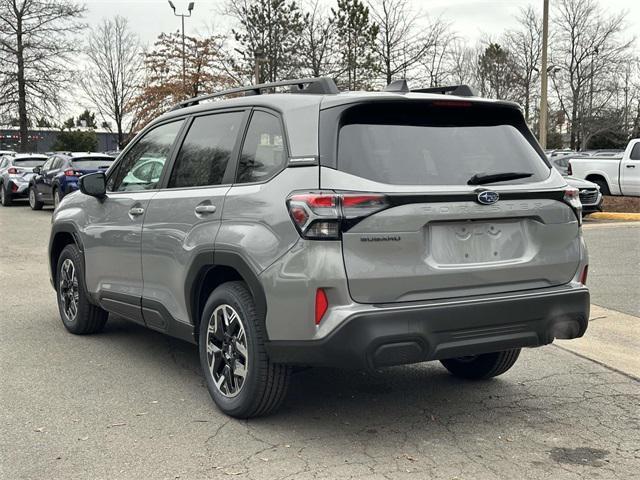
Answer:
[568,139,640,196]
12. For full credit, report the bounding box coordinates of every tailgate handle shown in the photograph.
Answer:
[195,204,217,214]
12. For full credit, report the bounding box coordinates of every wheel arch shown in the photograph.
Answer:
[49,223,84,287]
[186,250,267,342]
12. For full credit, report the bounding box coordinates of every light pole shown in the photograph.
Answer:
[168,1,194,93]
[254,49,265,85]
[539,0,549,149]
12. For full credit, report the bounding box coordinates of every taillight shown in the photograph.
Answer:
[287,191,388,239]
[579,265,588,285]
[64,169,81,177]
[563,187,582,225]
[7,167,17,174]
[315,288,328,325]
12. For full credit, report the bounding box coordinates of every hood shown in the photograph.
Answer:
[565,175,598,189]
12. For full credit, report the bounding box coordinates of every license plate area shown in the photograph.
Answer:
[428,220,528,266]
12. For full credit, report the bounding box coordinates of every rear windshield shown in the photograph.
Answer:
[336,102,550,186]
[71,157,114,169]
[14,158,47,167]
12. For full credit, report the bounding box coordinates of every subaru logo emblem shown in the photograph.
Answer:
[477,190,499,205]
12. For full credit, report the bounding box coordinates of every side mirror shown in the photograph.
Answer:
[79,172,106,198]
[32,166,41,175]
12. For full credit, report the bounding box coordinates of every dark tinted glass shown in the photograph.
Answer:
[13,158,47,167]
[630,143,640,160]
[71,158,114,169]
[236,111,286,184]
[337,103,550,186]
[169,112,243,188]
[109,120,183,192]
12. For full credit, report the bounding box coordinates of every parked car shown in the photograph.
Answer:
[29,152,114,209]
[549,157,603,215]
[550,155,590,176]
[48,77,589,418]
[547,149,577,159]
[0,149,17,157]
[565,177,602,215]
[568,139,640,196]
[0,153,48,206]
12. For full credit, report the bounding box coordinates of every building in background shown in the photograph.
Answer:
[0,126,119,153]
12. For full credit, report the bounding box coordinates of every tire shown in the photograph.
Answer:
[56,244,108,335]
[0,184,12,206]
[440,349,521,380]
[53,187,61,209]
[29,186,43,210]
[199,281,291,418]
[591,179,610,196]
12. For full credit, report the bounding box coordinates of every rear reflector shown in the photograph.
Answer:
[579,265,588,285]
[315,289,328,325]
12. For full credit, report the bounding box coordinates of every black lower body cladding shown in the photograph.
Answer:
[266,285,589,370]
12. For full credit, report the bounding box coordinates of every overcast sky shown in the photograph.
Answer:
[85,0,639,49]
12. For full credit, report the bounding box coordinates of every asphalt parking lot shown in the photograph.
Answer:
[1,204,639,480]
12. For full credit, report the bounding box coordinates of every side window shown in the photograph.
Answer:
[108,120,183,192]
[236,111,287,184]
[42,158,53,170]
[168,111,244,188]
[630,143,640,161]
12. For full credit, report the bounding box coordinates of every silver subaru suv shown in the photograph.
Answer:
[48,78,589,418]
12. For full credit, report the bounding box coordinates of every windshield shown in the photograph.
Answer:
[14,158,47,167]
[336,102,550,186]
[71,157,114,169]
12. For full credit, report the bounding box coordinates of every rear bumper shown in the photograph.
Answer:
[266,284,589,369]
[6,179,30,196]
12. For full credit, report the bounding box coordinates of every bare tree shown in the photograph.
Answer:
[445,39,477,86]
[0,0,85,151]
[551,0,633,149]
[300,0,337,78]
[369,0,433,85]
[418,17,457,87]
[504,6,543,123]
[80,16,143,148]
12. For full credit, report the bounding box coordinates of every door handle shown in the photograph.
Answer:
[195,204,217,214]
[626,164,636,168]
[129,207,145,216]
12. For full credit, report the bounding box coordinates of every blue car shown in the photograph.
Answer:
[29,152,114,209]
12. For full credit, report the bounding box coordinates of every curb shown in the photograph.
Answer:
[588,212,640,221]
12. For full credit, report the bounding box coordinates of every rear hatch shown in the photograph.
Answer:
[319,99,581,303]
[11,157,47,179]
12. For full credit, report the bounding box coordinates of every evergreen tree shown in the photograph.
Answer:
[76,109,97,128]
[331,0,379,90]
[231,0,307,83]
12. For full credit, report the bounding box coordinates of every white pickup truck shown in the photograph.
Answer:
[568,139,640,196]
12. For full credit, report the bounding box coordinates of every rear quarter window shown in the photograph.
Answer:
[333,102,550,186]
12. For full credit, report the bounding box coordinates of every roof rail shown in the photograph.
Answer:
[411,84,476,97]
[171,77,339,111]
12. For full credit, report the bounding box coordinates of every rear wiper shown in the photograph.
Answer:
[467,171,533,185]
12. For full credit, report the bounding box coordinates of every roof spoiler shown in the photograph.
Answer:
[384,79,477,97]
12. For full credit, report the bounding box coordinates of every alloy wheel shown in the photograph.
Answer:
[59,258,79,322]
[54,190,60,208]
[29,188,35,208]
[206,304,248,397]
